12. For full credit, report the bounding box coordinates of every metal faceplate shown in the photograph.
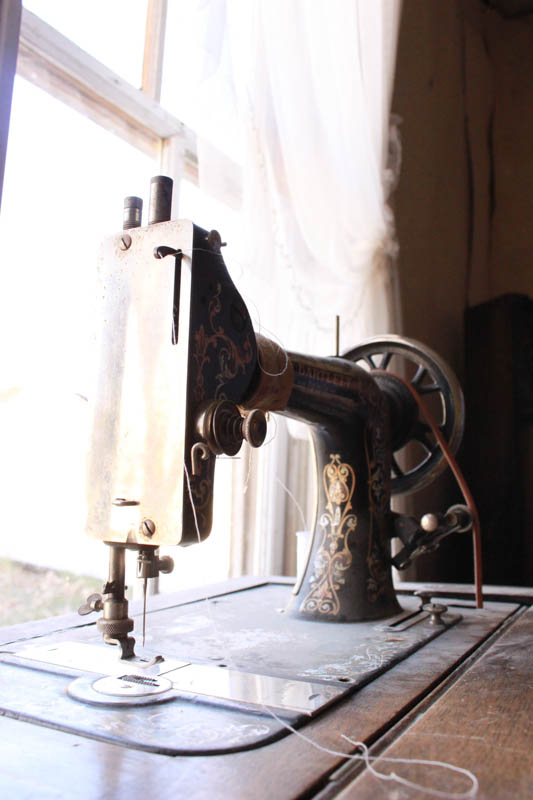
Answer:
[0,587,477,755]
[8,641,344,716]
[86,220,193,546]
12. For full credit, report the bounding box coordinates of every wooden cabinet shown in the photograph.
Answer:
[463,293,533,586]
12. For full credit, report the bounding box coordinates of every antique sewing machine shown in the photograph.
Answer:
[0,176,484,758]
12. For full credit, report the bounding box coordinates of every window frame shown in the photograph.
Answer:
[2,2,242,213]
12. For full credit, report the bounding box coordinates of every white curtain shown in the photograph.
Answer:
[198,0,402,356]
[193,0,403,575]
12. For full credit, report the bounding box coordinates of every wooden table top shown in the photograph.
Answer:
[0,579,531,800]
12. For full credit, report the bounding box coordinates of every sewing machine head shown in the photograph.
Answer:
[83,176,472,658]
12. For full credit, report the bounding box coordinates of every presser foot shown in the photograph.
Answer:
[104,635,136,660]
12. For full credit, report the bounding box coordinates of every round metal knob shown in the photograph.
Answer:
[242,409,267,448]
[423,601,448,625]
[414,589,433,610]
[210,401,244,456]
[447,504,473,533]
[197,402,268,457]
[206,229,223,252]
[421,513,439,532]
[157,555,174,575]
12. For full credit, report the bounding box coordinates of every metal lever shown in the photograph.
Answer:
[78,593,103,616]
[392,505,473,570]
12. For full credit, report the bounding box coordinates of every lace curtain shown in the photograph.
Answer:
[193,0,403,575]
[197,0,402,353]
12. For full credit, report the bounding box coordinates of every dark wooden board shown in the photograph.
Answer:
[335,607,533,799]
[396,580,533,605]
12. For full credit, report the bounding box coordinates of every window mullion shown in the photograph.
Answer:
[160,134,185,219]
[142,0,167,103]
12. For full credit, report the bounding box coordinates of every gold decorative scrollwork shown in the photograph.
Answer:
[300,454,357,616]
[192,283,253,401]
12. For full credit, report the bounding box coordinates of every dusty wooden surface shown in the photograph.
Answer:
[0,581,521,800]
[333,607,533,799]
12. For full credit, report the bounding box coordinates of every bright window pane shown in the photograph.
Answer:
[1,77,156,392]
[161,2,242,163]
[0,77,157,619]
[23,0,148,87]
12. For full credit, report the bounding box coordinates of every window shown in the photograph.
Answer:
[0,1,244,624]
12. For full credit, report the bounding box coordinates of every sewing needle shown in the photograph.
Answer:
[142,576,147,646]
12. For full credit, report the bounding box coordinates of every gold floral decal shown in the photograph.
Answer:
[300,454,357,616]
[193,283,253,402]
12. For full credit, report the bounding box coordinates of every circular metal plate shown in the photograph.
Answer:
[67,674,176,707]
[93,675,172,697]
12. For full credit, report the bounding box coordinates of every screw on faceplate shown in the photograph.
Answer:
[119,233,132,251]
[141,519,156,537]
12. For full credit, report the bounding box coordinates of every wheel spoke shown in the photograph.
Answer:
[417,382,440,395]
[379,351,393,370]
[413,421,434,453]
[411,365,427,386]
[364,355,377,369]
[391,455,404,477]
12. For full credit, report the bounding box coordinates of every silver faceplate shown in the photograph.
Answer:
[9,641,343,715]
[86,220,194,546]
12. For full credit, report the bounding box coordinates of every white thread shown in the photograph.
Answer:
[341,735,479,799]
[256,331,290,379]
[183,462,236,668]
[243,444,253,495]
[261,412,278,448]
[244,295,290,379]
[183,461,202,547]
[257,344,290,378]
[274,475,307,532]
[262,707,478,799]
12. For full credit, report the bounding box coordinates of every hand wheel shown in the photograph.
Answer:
[342,335,464,495]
